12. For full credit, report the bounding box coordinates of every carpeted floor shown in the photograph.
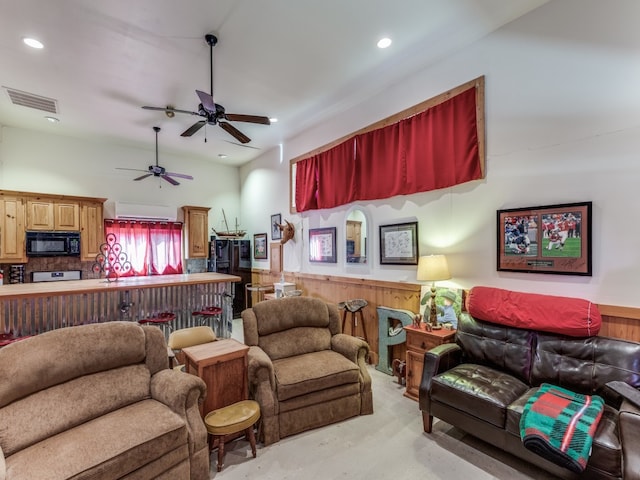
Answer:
[208,320,559,479]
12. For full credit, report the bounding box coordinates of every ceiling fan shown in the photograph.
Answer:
[142,34,270,144]
[117,126,193,185]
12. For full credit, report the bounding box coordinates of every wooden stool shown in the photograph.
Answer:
[338,299,369,343]
[204,400,261,472]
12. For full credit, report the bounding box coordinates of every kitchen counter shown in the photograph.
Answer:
[0,272,241,299]
[0,273,242,338]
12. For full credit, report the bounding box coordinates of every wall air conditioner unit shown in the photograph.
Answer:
[114,202,178,221]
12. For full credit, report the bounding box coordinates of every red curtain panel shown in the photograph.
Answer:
[295,85,482,212]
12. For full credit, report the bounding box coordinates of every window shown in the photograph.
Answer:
[104,220,183,276]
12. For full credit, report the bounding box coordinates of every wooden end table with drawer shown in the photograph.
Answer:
[403,325,456,401]
[182,338,249,417]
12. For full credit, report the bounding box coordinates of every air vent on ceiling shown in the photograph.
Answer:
[3,87,58,114]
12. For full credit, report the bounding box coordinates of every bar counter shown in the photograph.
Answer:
[0,273,241,338]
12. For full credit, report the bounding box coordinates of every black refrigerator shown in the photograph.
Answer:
[208,238,251,318]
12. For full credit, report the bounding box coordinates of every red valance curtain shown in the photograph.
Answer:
[295,85,482,211]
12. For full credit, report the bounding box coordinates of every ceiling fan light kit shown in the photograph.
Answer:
[116,126,193,186]
[142,33,270,144]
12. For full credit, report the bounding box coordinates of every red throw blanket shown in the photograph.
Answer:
[520,384,604,473]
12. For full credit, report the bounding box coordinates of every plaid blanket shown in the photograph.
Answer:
[519,383,604,473]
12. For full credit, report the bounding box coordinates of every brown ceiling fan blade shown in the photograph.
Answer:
[224,113,270,125]
[117,167,148,173]
[165,172,194,180]
[161,175,180,186]
[142,106,200,116]
[181,121,206,137]
[133,173,152,181]
[196,90,216,113]
[219,122,251,144]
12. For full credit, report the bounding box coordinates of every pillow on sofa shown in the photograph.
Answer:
[467,286,601,337]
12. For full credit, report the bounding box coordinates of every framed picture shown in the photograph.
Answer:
[309,227,337,263]
[253,233,268,260]
[497,201,592,275]
[379,221,419,265]
[419,286,466,327]
[271,213,282,240]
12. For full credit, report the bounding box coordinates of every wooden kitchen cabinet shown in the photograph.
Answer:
[0,196,26,263]
[182,206,210,259]
[403,325,456,401]
[54,202,80,230]
[27,200,79,231]
[26,199,54,230]
[80,202,104,261]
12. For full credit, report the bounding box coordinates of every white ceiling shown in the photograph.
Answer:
[0,0,548,167]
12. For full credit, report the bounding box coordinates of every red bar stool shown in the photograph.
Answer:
[192,306,226,338]
[0,332,32,348]
[139,311,176,337]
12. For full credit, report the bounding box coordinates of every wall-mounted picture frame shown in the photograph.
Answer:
[271,213,282,240]
[253,233,268,260]
[379,221,419,265]
[497,201,592,275]
[309,227,337,263]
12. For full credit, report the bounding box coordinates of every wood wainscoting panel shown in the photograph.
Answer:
[251,270,422,366]
[250,270,640,369]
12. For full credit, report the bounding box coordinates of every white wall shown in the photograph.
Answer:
[0,126,241,228]
[240,0,640,308]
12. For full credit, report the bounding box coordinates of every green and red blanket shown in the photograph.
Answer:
[519,383,604,473]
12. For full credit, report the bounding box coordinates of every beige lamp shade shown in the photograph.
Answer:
[416,255,451,282]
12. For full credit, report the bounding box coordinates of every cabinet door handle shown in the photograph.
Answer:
[420,342,426,350]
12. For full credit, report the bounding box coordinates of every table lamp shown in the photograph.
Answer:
[416,255,451,327]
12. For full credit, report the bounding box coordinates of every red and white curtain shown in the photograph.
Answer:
[104,220,183,276]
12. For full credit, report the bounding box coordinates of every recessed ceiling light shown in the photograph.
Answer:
[218,154,228,159]
[45,116,59,123]
[23,37,44,49]
[269,117,278,123]
[377,37,392,49]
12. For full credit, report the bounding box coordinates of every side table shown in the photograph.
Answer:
[403,325,456,401]
[183,338,250,416]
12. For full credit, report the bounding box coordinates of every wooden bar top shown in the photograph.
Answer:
[0,272,241,299]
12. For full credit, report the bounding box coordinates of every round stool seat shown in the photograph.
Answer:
[139,311,176,325]
[192,306,223,317]
[0,332,32,348]
[204,400,261,472]
[205,400,261,436]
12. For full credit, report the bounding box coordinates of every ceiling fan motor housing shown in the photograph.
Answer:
[149,165,166,175]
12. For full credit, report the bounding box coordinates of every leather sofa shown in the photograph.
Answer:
[242,296,373,445]
[419,312,640,480]
[0,321,210,480]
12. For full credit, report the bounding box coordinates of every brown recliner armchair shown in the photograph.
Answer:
[242,296,373,445]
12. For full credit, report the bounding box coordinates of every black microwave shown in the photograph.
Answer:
[26,231,81,257]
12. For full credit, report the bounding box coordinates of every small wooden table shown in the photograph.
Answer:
[183,339,250,416]
[403,325,456,401]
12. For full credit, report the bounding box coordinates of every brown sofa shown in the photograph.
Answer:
[0,321,210,480]
[419,312,640,480]
[242,296,373,445]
